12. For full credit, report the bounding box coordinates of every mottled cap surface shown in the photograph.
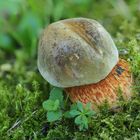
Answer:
[38,18,119,87]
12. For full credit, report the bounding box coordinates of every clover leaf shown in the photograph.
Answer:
[47,110,62,122]
[66,101,96,131]
[43,87,64,123]
[43,99,60,111]
[49,87,63,103]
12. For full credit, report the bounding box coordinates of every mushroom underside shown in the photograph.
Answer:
[65,59,133,110]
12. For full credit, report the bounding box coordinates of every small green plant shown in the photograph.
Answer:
[65,101,95,130]
[43,87,95,131]
[43,87,63,122]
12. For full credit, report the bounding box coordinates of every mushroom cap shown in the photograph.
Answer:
[38,18,119,88]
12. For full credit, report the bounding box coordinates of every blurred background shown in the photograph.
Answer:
[0,0,140,139]
[0,0,140,60]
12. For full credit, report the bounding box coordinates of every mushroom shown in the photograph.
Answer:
[38,18,133,110]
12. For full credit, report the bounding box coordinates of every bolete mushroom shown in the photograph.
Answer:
[38,18,133,110]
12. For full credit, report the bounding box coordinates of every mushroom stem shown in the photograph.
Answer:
[65,59,133,110]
